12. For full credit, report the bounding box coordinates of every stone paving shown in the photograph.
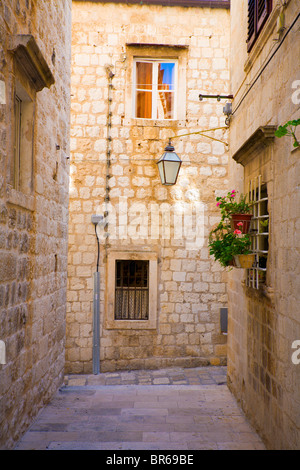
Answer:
[15,367,266,450]
[65,365,228,387]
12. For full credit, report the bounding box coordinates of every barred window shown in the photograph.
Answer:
[247,0,273,52]
[115,260,149,320]
[246,176,269,289]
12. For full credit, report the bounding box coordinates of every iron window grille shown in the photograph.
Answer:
[115,260,149,320]
[246,175,269,289]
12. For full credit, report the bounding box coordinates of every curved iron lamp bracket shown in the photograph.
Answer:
[170,126,229,147]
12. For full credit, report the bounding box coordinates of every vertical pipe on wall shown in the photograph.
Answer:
[91,215,102,374]
[93,271,100,375]
[92,64,115,374]
[104,67,114,262]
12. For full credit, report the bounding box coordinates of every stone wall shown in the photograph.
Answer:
[67,1,230,373]
[0,0,72,449]
[227,0,300,450]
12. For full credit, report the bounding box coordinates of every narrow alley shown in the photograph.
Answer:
[1,0,299,451]
[15,367,265,451]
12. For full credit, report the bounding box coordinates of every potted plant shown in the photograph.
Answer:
[209,223,253,268]
[215,190,253,233]
[234,252,255,269]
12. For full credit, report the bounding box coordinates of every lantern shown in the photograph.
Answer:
[156,139,182,185]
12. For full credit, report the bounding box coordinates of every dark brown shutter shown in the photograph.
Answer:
[257,0,269,33]
[247,0,272,52]
[247,0,256,51]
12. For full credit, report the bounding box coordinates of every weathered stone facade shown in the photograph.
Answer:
[227,0,300,450]
[0,0,71,449]
[67,0,230,373]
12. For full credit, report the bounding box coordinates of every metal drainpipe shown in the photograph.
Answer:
[91,67,114,375]
[104,67,114,262]
[91,215,102,375]
[93,271,100,375]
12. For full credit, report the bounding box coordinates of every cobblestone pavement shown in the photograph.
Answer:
[15,367,266,450]
[64,365,228,387]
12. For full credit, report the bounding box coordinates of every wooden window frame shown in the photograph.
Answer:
[247,0,273,52]
[13,81,35,195]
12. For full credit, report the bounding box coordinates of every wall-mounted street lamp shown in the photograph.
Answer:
[156,92,234,186]
[156,139,182,186]
[199,93,234,126]
[157,126,229,186]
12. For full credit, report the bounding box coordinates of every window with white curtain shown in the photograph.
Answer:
[133,59,177,120]
[106,251,158,330]
[115,260,149,320]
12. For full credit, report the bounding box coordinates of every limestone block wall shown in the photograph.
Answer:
[227,0,300,450]
[0,0,71,449]
[67,1,230,373]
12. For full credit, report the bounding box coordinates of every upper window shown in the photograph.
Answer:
[8,35,54,198]
[13,81,34,195]
[247,0,273,52]
[133,59,177,120]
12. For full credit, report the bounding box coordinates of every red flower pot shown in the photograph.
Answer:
[230,214,253,233]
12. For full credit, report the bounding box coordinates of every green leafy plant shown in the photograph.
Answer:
[274,119,300,148]
[259,219,269,231]
[209,223,252,268]
[216,190,253,221]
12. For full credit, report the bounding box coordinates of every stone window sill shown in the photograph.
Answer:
[6,186,34,211]
[243,281,275,304]
[127,118,186,127]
